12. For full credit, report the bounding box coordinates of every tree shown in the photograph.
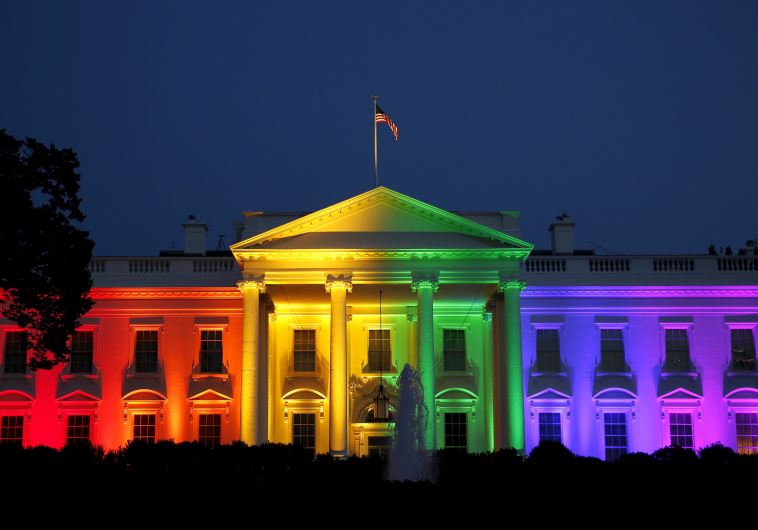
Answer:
[0,129,94,369]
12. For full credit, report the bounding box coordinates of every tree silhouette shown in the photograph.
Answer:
[0,130,93,369]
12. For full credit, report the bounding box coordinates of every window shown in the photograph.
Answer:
[70,331,93,374]
[603,412,628,461]
[731,329,756,371]
[664,329,691,372]
[368,329,391,372]
[293,329,316,372]
[736,412,758,455]
[1,416,23,445]
[444,412,467,449]
[538,412,562,443]
[443,329,466,372]
[293,412,316,457]
[600,329,625,372]
[669,412,693,449]
[133,414,156,442]
[198,414,221,447]
[200,330,223,373]
[3,331,27,374]
[367,436,392,458]
[536,329,561,372]
[66,415,91,445]
[135,330,158,373]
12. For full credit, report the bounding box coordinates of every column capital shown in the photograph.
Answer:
[325,274,353,293]
[411,272,439,293]
[498,279,526,292]
[237,276,266,293]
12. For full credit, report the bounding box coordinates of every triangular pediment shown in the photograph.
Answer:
[232,187,533,254]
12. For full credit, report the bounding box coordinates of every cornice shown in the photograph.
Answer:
[91,288,241,299]
[235,249,531,261]
[522,286,758,298]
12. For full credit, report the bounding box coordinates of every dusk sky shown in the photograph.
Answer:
[2,1,757,256]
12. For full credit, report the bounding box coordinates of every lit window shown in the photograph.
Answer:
[133,414,156,442]
[66,415,91,445]
[669,412,693,449]
[3,332,27,374]
[0,416,23,445]
[200,330,223,373]
[603,412,628,461]
[736,412,758,455]
[444,412,467,449]
[443,329,466,372]
[198,414,221,447]
[70,331,93,374]
[731,329,756,371]
[664,329,690,372]
[538,412,562,443]
[135,330,158,373]
[293,329,316,372]
[368,329,391,372]
[367,436,392,458]
[293,413,316,457]
[536,329,560,372]
[600,329,625,372]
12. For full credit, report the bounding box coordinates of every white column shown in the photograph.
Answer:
[326,274,352,457]
[412,273,438,451]
[238,278,265,445]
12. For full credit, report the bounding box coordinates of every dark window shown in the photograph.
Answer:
[603,412,628,461]
[443,329,466,372]
[664,329,690,372]
[368,329,391,372]
[70,331,93,374]
[538,412,562,443]
[3,332,27,374]
[293,329,316,372]
[444,412,467,449]
[0,416,23,445]
[135,330,158,373]
[133,414,156,442]
[198,414,221,447]
[536,329,561,372]
[669,412,693,449]
[66,415,91,445]
[293,413,316,457]
[200,330,223,373]
[731,329,756,371]
[367,435,392,458]
[736,412,758,455]
[600,329,625,372]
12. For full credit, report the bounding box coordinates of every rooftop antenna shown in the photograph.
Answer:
[216,234,227,251]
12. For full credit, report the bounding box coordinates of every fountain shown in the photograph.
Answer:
[388,363,432,481]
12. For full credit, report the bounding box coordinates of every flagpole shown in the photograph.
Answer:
[373,95,379,187]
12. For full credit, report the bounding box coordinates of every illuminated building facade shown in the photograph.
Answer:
[2,187,758,459]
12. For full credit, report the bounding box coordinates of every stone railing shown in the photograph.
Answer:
[523,255,758,277]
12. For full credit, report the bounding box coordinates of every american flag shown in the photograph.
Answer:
[375,105,398,141]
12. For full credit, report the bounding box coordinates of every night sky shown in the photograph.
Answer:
[2,2,757,256]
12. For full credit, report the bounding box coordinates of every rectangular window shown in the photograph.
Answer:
[669,412,693,449]
[536,329,561,372]
[66,415,91,445]
[132,414,156,442]
[0,416,23,445]
[368,329,391,372]
[200,330,223,373]
[293,413,316,457]
[135,330,158,373]
[367,435,392,458]
[293,329,316,372]
[444,412,468,449]
[603,412,628,461]
[731,329,756,371]
[443,329,466,372]
[600,329,625,372]
[69,331,93,374]
[3,331,27,374]
[736,412,758,455]
[664,329,690,372]
[198,414,221,447]
[538,412,562,443]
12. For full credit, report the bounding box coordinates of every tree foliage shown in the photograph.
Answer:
[0,129,94,369]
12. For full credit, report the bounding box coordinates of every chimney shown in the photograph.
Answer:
[183,214,208,255]
[549,213,575,255]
